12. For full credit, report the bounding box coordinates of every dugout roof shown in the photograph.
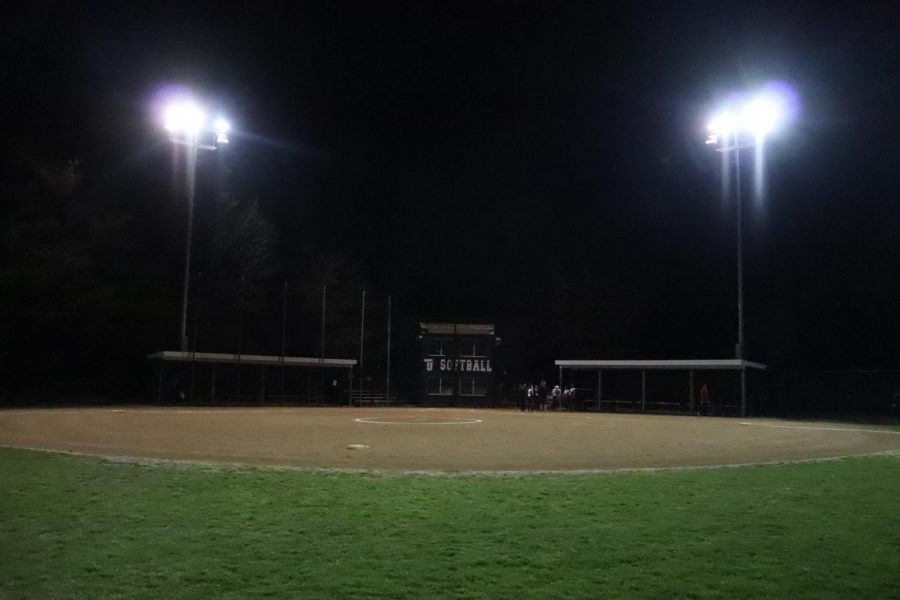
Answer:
[148,351,357,368]
[555,359,766,371]
[420,322,495,336]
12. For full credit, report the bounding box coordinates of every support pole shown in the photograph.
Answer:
[741,367,747,417]
[260,366,266,405]
[348,366,354,406]
[641,370,646,412]
[236,278,245,400]
[386,295,392,403]
[190,271,202,403]
[736,141,744,362]
[597,370,602,412]
[319,285,326,403]
[178,135,199,352]
[358,289,366,405]
[157,360,164,404]
[281,281,287,397]
[211,364,217,404]
[689,370,695,415]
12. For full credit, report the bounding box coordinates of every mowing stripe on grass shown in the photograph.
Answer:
[4,444,899,478]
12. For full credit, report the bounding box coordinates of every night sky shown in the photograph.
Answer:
[4,1,900,380]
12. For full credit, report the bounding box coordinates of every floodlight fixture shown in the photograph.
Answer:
[741,95,782,137]
[707,88,791,143]
[707,111,737,136]
[164,102,206,134]
[213,118,231,144]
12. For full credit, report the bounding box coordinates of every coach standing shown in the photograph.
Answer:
[699,384,710,416]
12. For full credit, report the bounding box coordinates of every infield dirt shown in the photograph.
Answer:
[1,407,898,472]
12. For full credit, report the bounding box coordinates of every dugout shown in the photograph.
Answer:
[555,359,767,417]
[148,351,357,405]
[420,322,499,407]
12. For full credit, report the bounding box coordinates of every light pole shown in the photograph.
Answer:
[164,101,230,352]
[706,90,789,416]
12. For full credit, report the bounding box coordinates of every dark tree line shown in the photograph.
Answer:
[1,154,283,402]
[2,156,138,399]
[0,153,403,403]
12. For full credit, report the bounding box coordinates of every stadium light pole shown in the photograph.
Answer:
[164,100,230,352]
[706,91,786,416]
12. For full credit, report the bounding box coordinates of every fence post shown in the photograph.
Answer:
[641,371,646,412]
[386,295,392,402]
[689,370,694,415]
[359,290,366,404]
[319,286,326,402]
[260,366,266,405]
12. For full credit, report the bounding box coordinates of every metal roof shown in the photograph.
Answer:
[147,351,357,368]
[555,359,767,371]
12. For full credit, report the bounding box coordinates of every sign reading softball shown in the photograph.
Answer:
[424,358,492,373]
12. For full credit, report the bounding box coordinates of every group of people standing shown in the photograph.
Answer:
[516,381,578,412]
[515,381,713,414]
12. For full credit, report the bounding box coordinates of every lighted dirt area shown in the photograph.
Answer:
[1,407,898,472]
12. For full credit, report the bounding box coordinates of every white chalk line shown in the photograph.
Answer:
[3,444,898,477]
[740,422,900,435]
[354,417,482,425]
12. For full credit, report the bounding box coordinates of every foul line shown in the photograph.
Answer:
[740,422,900,435]
[2,444,898,477]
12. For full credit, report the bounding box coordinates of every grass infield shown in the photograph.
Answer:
[1,448,898,599]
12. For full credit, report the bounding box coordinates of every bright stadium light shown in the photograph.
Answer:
[741,95,782,137]
[707,111,737,136]
[213,118,230,144]
[164,102,206,134]
[706,111,737,145]
[213,117,230,133]
[707,84,796,144]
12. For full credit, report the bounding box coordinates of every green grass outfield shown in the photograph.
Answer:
[1,448,898,599]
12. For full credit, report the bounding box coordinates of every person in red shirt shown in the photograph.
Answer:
[699,384,710,416]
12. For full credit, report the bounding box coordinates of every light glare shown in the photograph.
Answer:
[213,118,230,133]
[164,102,205,134]
[742,96,781,136]
[707,83,797,143]
[708,112,736,136]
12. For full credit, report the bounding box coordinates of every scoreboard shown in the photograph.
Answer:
[420,322,498,406]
